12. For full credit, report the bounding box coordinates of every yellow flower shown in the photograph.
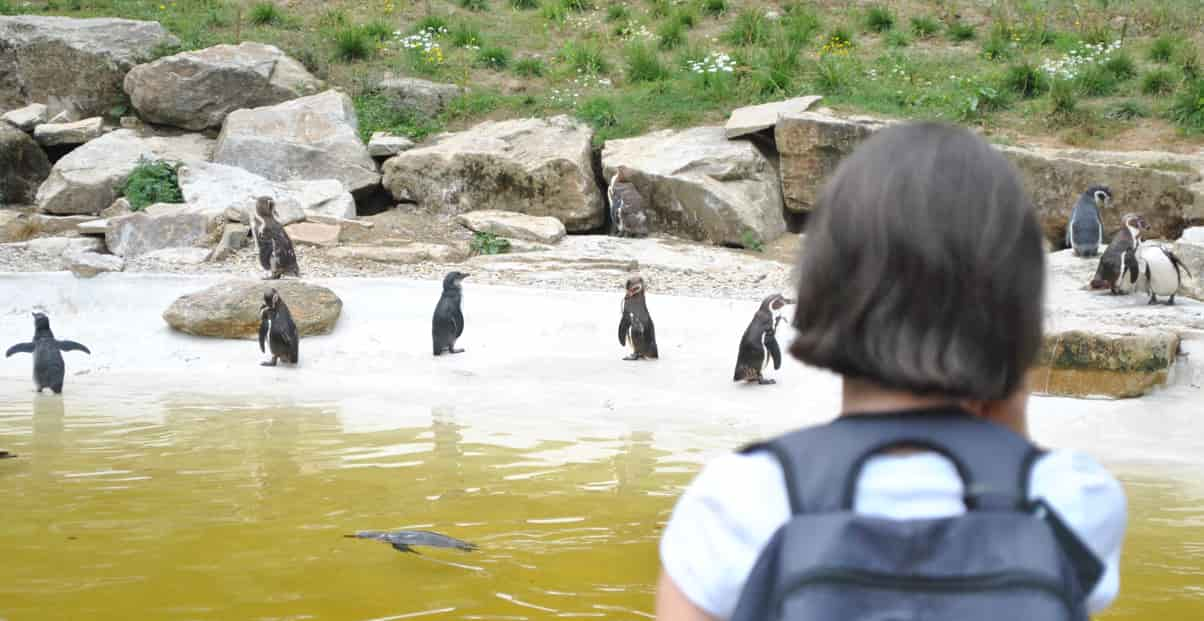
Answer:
[158,4,165,8]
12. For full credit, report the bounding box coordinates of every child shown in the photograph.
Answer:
[655,123,1126,620]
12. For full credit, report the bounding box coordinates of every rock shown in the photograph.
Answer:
[368,132,415,158]
[31,214,97,235]
[123,42,323,131]
[725,95,822,139]
[177,161,354,225]
[1030,330,1180,399]
[2,103,48,132]
[48,110,72,124]
[383,115,603,231]
[328,243,468,264]
[455,210,566,244]
[120,116,143,130]
[35,129,214,215]
[104,203,223,258]
[285,221,340,247]
[65,249,124,277]
[77,218,109,236]
[33,117,104,147]
[307,214,374,233]
[17,235,103,256]
[213,90,379,194]
[162,280,342,339]
[0,210,35,243]
[1181,227,1204,244]
[209,223,250,261]
[1171,238,1204,302]
[601,126,786,247]
[0,16,178,118]
[376,76,462,118]
[101,198,132,219]
[140,246,212,265]
[0,122,50,205]
[775,111,887,213]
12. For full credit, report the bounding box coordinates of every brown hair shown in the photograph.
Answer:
[790,122,1044,401]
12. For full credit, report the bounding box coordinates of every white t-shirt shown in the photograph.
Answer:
[660,448,1127,620]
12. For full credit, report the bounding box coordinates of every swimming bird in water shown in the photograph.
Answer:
[345,530,478,554]
[5,312,91,394]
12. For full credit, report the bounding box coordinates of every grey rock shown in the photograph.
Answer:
[2,103,48,132]
[104,203,223,258]
[162,279,342,339]
[77,218,110,236]
[376,76,462,118]
[17,235,103,256]
[1181,227,1204,244]
[177,161,354,225]
[775,111,887,213]
[140,246,212,265]
[31,213,98,235]
[0,210,35,243]
[328,243,468,264]
[368,132,416,158]
[209,223,250,261]
[66,249,124,277]
[455,210,566,244]
[0,122,50,205]
[285,221,341,247]
[33,117,104,147]
[725,96,822,139]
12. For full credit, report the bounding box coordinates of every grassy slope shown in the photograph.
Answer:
[5,0,1204,150]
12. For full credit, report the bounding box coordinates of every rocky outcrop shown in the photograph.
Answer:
[384,116,603,231]
[66,249,124,277]
[31,214,98,236]
[456,210,566,244]
[601,126,786,247]
[0,16,178,118]
[32,117,103,147]
[11,235,103,256]
[775,111,887,213]
[725,96,821,139]
[376,76,462,117]
[123,42,323,131]
[2,103,47,132]
[35,129,214,215]
[162,280,342,339]
[177,161,354,226]
[0,122,50,205]
[104,203,223,258]
[209,223,249,261]
[328,243,468,264]
[213,90,379,194]
[285,222,340,247]
[0,210,35,243]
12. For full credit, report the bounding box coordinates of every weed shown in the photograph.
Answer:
[248,1,283,26]
[672,7,696,29]
[458,0,488,11]
[625,41,669,82]
[471,232,512,255]
[700,0,726,17]
[121,158,183,211]
[781,7,821,46]
[451,21,483,47]
[947,20,975,42]
[957,85,1009,121]
[477,45,511,69]
[1105,100,1148,120]
[1168,79,1204,134]
[1149,34,1180,63]
[362,20,392,42]
[1081,24,1112,46]
[751,38,802,95]
[981,33,1014,61]
[886,31,910,48]
[657,19,684,50]
[510,0,538,8]
[1076,63,1117,96]
[541,2,568,23]
[863,5,893,33]
[741,230,764,252]
[606,3,629,21]
[1003,62,1049,98]
[415,16,449,33]
[576,95,620,129]
[335,27,374,62]
[814,56,850,93]
[289,46,325,78]
[648,0,670,19]
[1102,51,1136,81]
[563,40,609,74]
[318,8,348,29]
[1177,47,1200,81]
[352,93,444,142]
[910,15,939,38]
[826,27,854,49]
[0,0,15,15]
[724,9,770,47]
[1140,67,1178,95]
[561,0,593,11]
[514,57,546,77]
[1050,78,1078,117]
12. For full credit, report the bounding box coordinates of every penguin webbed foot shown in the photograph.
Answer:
[623,353,642,361]
[757,378,777,385]
[261,357,278,367]
[1167,295,1176,306]
[449,348,465,354]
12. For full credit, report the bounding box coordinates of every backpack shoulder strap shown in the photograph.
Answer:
[741,407,1043,514]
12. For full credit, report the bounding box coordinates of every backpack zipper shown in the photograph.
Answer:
[774,568,1076,617]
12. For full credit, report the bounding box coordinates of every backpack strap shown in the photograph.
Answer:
[740,407,1041,515]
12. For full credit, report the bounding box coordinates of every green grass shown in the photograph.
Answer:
[863,5,894,33]
[562,40,609,74]
[673,8,697,29]
[910,15,939,38]
[1149,35,1180,63]
[514,57,546,77]
[1169,80,1204,134]
[700,0,727,17]
[751,37,802,95]
[1103,51,1137,81]
[318,8,348,28]
[1105,100,1149,120]
[576,95,620,130]
[248,2,284,26]
[510,0,539,8]
[362,20,392,41]
[353,92,444,142]
[541,2,567,23]
[625,41,669,82]
[606,3,629,22]
[334,27,374,62]
[0,0,16,15]
[1050,78,1079,117]
[1178,47,1201,81]
[451,21,483,48]
[724,9,771,47]
[471,232,512,255]
[740,230,764,252]
[121,158,183,211]
[781,7,821,46]
[1003,62,1050,98]
[458,0,488,11]
[657,19,685,50]
[415,15,449,33]
[947,20,975,42]
[560,0,593,11]
[981,32,1014,61]
[1141,68,1179,95]
[1076,63,1118,96]
[886,30,910,48]
[814,56,850,93]
[477,45,511,69]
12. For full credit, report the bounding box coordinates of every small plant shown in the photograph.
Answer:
[514,57,546,77]
[471,232,512,255]
[741,230,764,252]
[909,15,939,38]
[982,33,1014,61]
[562,40,609,74]
[1003,62,1050,98]
[415,15,449,33]
[289,46,324,77]
[723,9,770,47]
[318,8,348,28]
[672,7,696,29]
[362,20,392,42]
[1105,100,1148,120]
[576,96,620,129]
[353,93,444,142]
[657,19,685,50]
[1168,79,1204,134]
[477,45,511,69]
[0,0,16,15]
[814,57,849,92]
[751,38,801,95]
[606,3,630,21]
[1050,78,1078,117]
[458,0,488,11]
[335,27,374,61]
[511,0,539,8]
[648,0,670,19]
[947,20,975,42]
[1080,24,1112,46]
[1149,35,1179,63]
[451,21,483,48]
[957,85,1009,121]
[560,0,593,11]
[249,1,284,26]
[781,7,820,46]
[121,158,183,211]
[886,30,909,48]
[1177,47,1200,81]
[625,41,669,82]
[863,5,894,33]
[1102,51,1136,81]
[1140,68,1178,95]
[700,0,726,17]
[541,2,568,23]
[1076,63,1117,96]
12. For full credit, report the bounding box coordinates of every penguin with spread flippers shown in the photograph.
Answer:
[251,196,300,280]
[432,271,469,356]
[733,293,794,385]
[1136,242,1193,306]
[5,312,90,394]
[618,275,658,361]
[1091,212,1149,294]
[345,530,477,554]
[607,166,649,238]
[258,288,299,366]
[1066,186,1111,257]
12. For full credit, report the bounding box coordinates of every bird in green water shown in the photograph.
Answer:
[345,530,477,554]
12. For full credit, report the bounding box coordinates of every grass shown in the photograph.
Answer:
[334,27,374,62]
[1105,100,1149,121]
[560,0,593,11]
[541,2,567,23]
[362,21,392,42]
[451,21,483,48]
[700,0,726,17]
[947,20,975,42]
[740,230,764,252]
[981,32,1014,61]
[470,232,512,255]
[1003,62,1049,98]
[781,7,821,46]
[1077,63,1118,97]
[514,57,546,77]
[910,15,939,38]
[1103,52,1137,81]
[1141,68,1178,95]
[1050,78,1079,117]
[248,1,284,26]
[0,0,15,15]
[510,0,539,8]
[121,158,183,211]
[576,96,620,130]
[626,42,669,82]
[562,40,610,75]
[724,9,771,47]
[457,0,488,11]
[1169,80,1204,134]
[657,19,685,50]
[606,4,629,22]
[886,31,910,48]
[477,45,511,69]
[1149,35,1180,63]
[864,6,894,33]
[415,15,449,33]
[353,92,445,142]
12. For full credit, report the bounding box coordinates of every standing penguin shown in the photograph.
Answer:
[733,293,794,385]
[258,288,299,366]
[1091,212,1149,294]
[1066,185,1112,257]
[1136,242,1193,305]
[5,312,91,394]
[432,271,469,356]
[251,196,300,280]
[607,166,649,238]
[618,275,658,361]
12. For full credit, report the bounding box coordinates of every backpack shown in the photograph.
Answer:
[730,409,1104,621]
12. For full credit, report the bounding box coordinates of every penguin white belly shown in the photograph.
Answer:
[1140,246,1180,296]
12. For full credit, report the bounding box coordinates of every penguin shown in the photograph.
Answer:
[618,275,658,361]
[1090,212,1149,294]
[258,288,299,366]
[1136,242,1193,306]
[1066,185,1112,257]
[607,166,649,238]
[250,196,300,280]
[432,271,469,356]
[5,312,91,394]
[345,529,477,554]
[733,293,795,385]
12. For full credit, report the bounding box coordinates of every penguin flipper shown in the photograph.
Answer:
[1166,249,1193,278]
[5,342,34,357]
[766,333,782,370]
[618,312,630,346]
[453,306,464,338]
[646,320,658,358]
[258,318,268,353]
[56,340,90,355]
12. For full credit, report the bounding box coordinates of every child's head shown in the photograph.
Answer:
[790,122,1044,402]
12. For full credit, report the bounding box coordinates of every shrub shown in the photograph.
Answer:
[514,57,546,77]
[471,232,511,255]
[957,85,1009,121]
[781,7,820,46]
[477,45,511,69]
[334,27,374,61]
[657,19,685,50]
[625,41,669,82]
[863,5,894,33]
[511,0,539,8]
[606,3,630,21]
[910,15,939,38]
[561,0,593,11]
[451,21,483,47]
[562,40,609,74]
[1003,62,1050,98]
[362,20,392,41]
[947,20,975,42]
[1168,79,1204,134]
[1076,63,1117,96]
[576,96,619,129]
[700,0,726,17]
[1103,51,1136,81]
[1050,78,1078,116]
[724,9,770,47]
[121,158,183,211]
[1105,100,1149,120]
[886,30,909,48]
[248,1,284,26]
[1140,68,1178,95]
[458,0,488,11]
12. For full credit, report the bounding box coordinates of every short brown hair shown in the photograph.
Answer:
[790,122,1044,401]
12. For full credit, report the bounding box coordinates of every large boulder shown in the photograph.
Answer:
[177,160,354,226]
[601,126,786,247]
[0,16,178,118]
[376,76,463,118]
[2,103,48,132]
[1171,236,1204,302]
[328,243,468,264]
[1030,329,1180,399]
[0,122,50,205]
[32,117,104,147]
[65,249,124,277]
[775,111,887,213]
[383,115,603,232]
[455,210,566,244]
[104,203,223,258]
[35,129,214,215]
[162,280,342,339]
[213,90,379,194]
[725,95,822,139]
[123,42,323,131]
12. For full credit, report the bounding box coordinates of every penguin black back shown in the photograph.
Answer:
[1067,185,1110,257]
[251,197,300,279]
[258,289,299,366]
[5,312,91,394]
[618,275,658,360]
[734,294,794,384]
[1091,212,1148,294]
[432,271,469,356]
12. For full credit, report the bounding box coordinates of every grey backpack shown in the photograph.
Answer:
[730,409,1103,621]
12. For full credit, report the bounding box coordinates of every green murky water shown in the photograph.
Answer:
[0,395,1200,620]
